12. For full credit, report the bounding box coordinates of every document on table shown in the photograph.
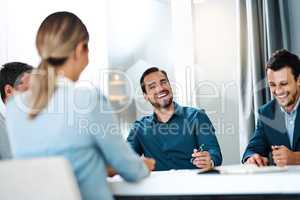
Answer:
[215,164,288,174]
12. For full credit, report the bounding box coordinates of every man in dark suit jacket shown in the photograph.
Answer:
[243,49,300,167]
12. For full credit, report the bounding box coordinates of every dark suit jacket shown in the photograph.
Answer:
[242,99,300,163]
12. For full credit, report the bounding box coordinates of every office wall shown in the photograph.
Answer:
[105,0,174,135]
[287,0,300,55]
[107,0,173,72]
[193,0,240,165]
[0,0,109,115]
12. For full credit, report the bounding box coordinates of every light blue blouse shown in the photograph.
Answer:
[6,76,149,200]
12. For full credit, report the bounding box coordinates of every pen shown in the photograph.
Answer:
[271,145,281,150]
[198,144,205,152]
[190,144,206,163]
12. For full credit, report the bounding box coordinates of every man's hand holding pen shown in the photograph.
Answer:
[272,145,294,167]
[191,144,214,170]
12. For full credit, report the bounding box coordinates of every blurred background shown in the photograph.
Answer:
[1,0,299,165]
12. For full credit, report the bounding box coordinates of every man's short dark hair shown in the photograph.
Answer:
[266,49,300,80]
[140,67,169,94]
[0,62,33,102]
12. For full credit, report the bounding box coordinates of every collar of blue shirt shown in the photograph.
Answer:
[151,102,184,123]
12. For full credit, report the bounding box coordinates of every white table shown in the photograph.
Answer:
[108,166,300,200]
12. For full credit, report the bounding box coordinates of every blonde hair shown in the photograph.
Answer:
[29,11,89,119]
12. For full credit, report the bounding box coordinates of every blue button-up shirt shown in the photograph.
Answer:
[280,97,300,148]
[127,102,222,171]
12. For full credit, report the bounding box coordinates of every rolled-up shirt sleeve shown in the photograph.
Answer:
[195,111,223,166]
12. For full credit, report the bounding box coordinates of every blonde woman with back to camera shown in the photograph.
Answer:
[5,11,155,200]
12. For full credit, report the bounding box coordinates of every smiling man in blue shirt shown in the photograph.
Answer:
[127,67,222,171]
